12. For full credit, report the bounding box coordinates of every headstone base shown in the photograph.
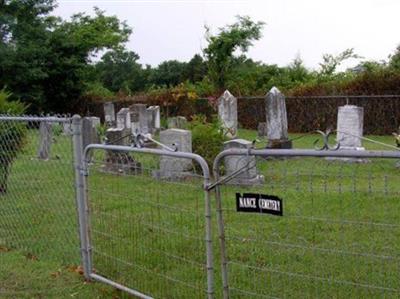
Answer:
[152,170,194,181]
[267,139,292,149]
[257,122,267,137]
[102,152,142,175]
[326,147,369,163]
[223,174,265,186]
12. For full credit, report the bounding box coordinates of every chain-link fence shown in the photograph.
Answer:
[213,148,400,298]
[0,115,82,297]
[2,114,400,298]
[81,143,214,298]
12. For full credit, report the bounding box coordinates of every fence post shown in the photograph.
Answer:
[72,114,92,280]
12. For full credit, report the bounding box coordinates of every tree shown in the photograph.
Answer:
[183,54,207,83]
[0,2,131,112]
[95,49,145,94]
[0,88,26,193]
[389,45,400,70]
[149,60,187,87]
[319,48,361,76]
[203,15,264,90]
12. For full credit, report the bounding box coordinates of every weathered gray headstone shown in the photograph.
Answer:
[82,117,100,158]
[116,108,131,130]
[336,105,364,150]
[218,90,237,138]
[130,104,149,134]
[62,122,72,136]
[104,102,115,127]
[106,127,131,146]
[168,116,187,129]
[257,122,268,137]
[147,106,160,134]
[223,139,264,185]
[265,87,292,149]
[104,127,141,174]
[38,122,53,160]
[327,105,366,163]
[156,129,192,179]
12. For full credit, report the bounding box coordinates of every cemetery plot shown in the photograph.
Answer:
[84,147,212,298]
[0,118,82,297]
[214,154,400,298]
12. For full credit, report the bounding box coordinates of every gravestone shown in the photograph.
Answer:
[147,106,160,134]
[265,87,292,149]
[82,117,100,158]
[168,116,187,129]
[223,139,264,185]
[257,122,268,137]
[218,90,237,138]
[155,129,192,179]
[116,108,131,130]
[62,122,72,136]
[130,104,149,134]
[105,127,131,146]
[328,105,366,163]
[104,127,141,174]
[336,105,364,150]
[104,102,115,127]
[37,122,53,160]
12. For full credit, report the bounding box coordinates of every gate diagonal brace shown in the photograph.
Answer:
[207,155,257,191]
[132,132,178,152]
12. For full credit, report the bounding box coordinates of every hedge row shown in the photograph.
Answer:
[86,94,400,135]
[238,96,400,135]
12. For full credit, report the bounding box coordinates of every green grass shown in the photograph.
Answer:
[1,128,399,298]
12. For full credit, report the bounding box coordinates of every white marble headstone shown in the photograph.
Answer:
[218,90,238,138]
[336,105,364,150]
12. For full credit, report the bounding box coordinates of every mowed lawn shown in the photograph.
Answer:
[0,127,399,298]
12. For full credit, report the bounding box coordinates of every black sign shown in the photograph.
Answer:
[236,193,283,216]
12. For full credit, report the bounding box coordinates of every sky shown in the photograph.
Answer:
[54,0,400,70]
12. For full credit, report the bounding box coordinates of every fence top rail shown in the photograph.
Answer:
[213,148,400,174]
[193,95,400,101]
[230,95,400,100]
[83,143,211,181]
[0,115,71,123]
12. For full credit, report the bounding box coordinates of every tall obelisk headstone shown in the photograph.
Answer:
[218,90,238,139]
[265,87,292,149]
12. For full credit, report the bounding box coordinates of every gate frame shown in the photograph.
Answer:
[72,114,214,299]
[212,148,400,299]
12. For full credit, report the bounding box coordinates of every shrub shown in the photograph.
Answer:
[188,115,227,168]
[0,88,27,193]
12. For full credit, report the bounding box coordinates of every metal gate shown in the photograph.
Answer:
[74,117,214,298]
[213,147,400,298]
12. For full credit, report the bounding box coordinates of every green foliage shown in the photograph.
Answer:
[188,115,226,167]
[0,89,26,114]
[0,2,131,112]
[95,49,144,94]
[183,54,208,83]
[149,60,188,87]
[389,45,400,70]
[83,81,114,99]
[204,15,265,90]
[319,48,361,77]
[0,88,27,193]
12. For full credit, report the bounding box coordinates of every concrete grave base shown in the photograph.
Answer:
[325,147,370,163]
[266,139,293,149]
[102,152,142,175]
[222,174,265,186]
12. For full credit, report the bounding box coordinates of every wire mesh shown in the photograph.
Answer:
[215,151,400,298]
[85,147,212,298]
[0,115,82,297]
